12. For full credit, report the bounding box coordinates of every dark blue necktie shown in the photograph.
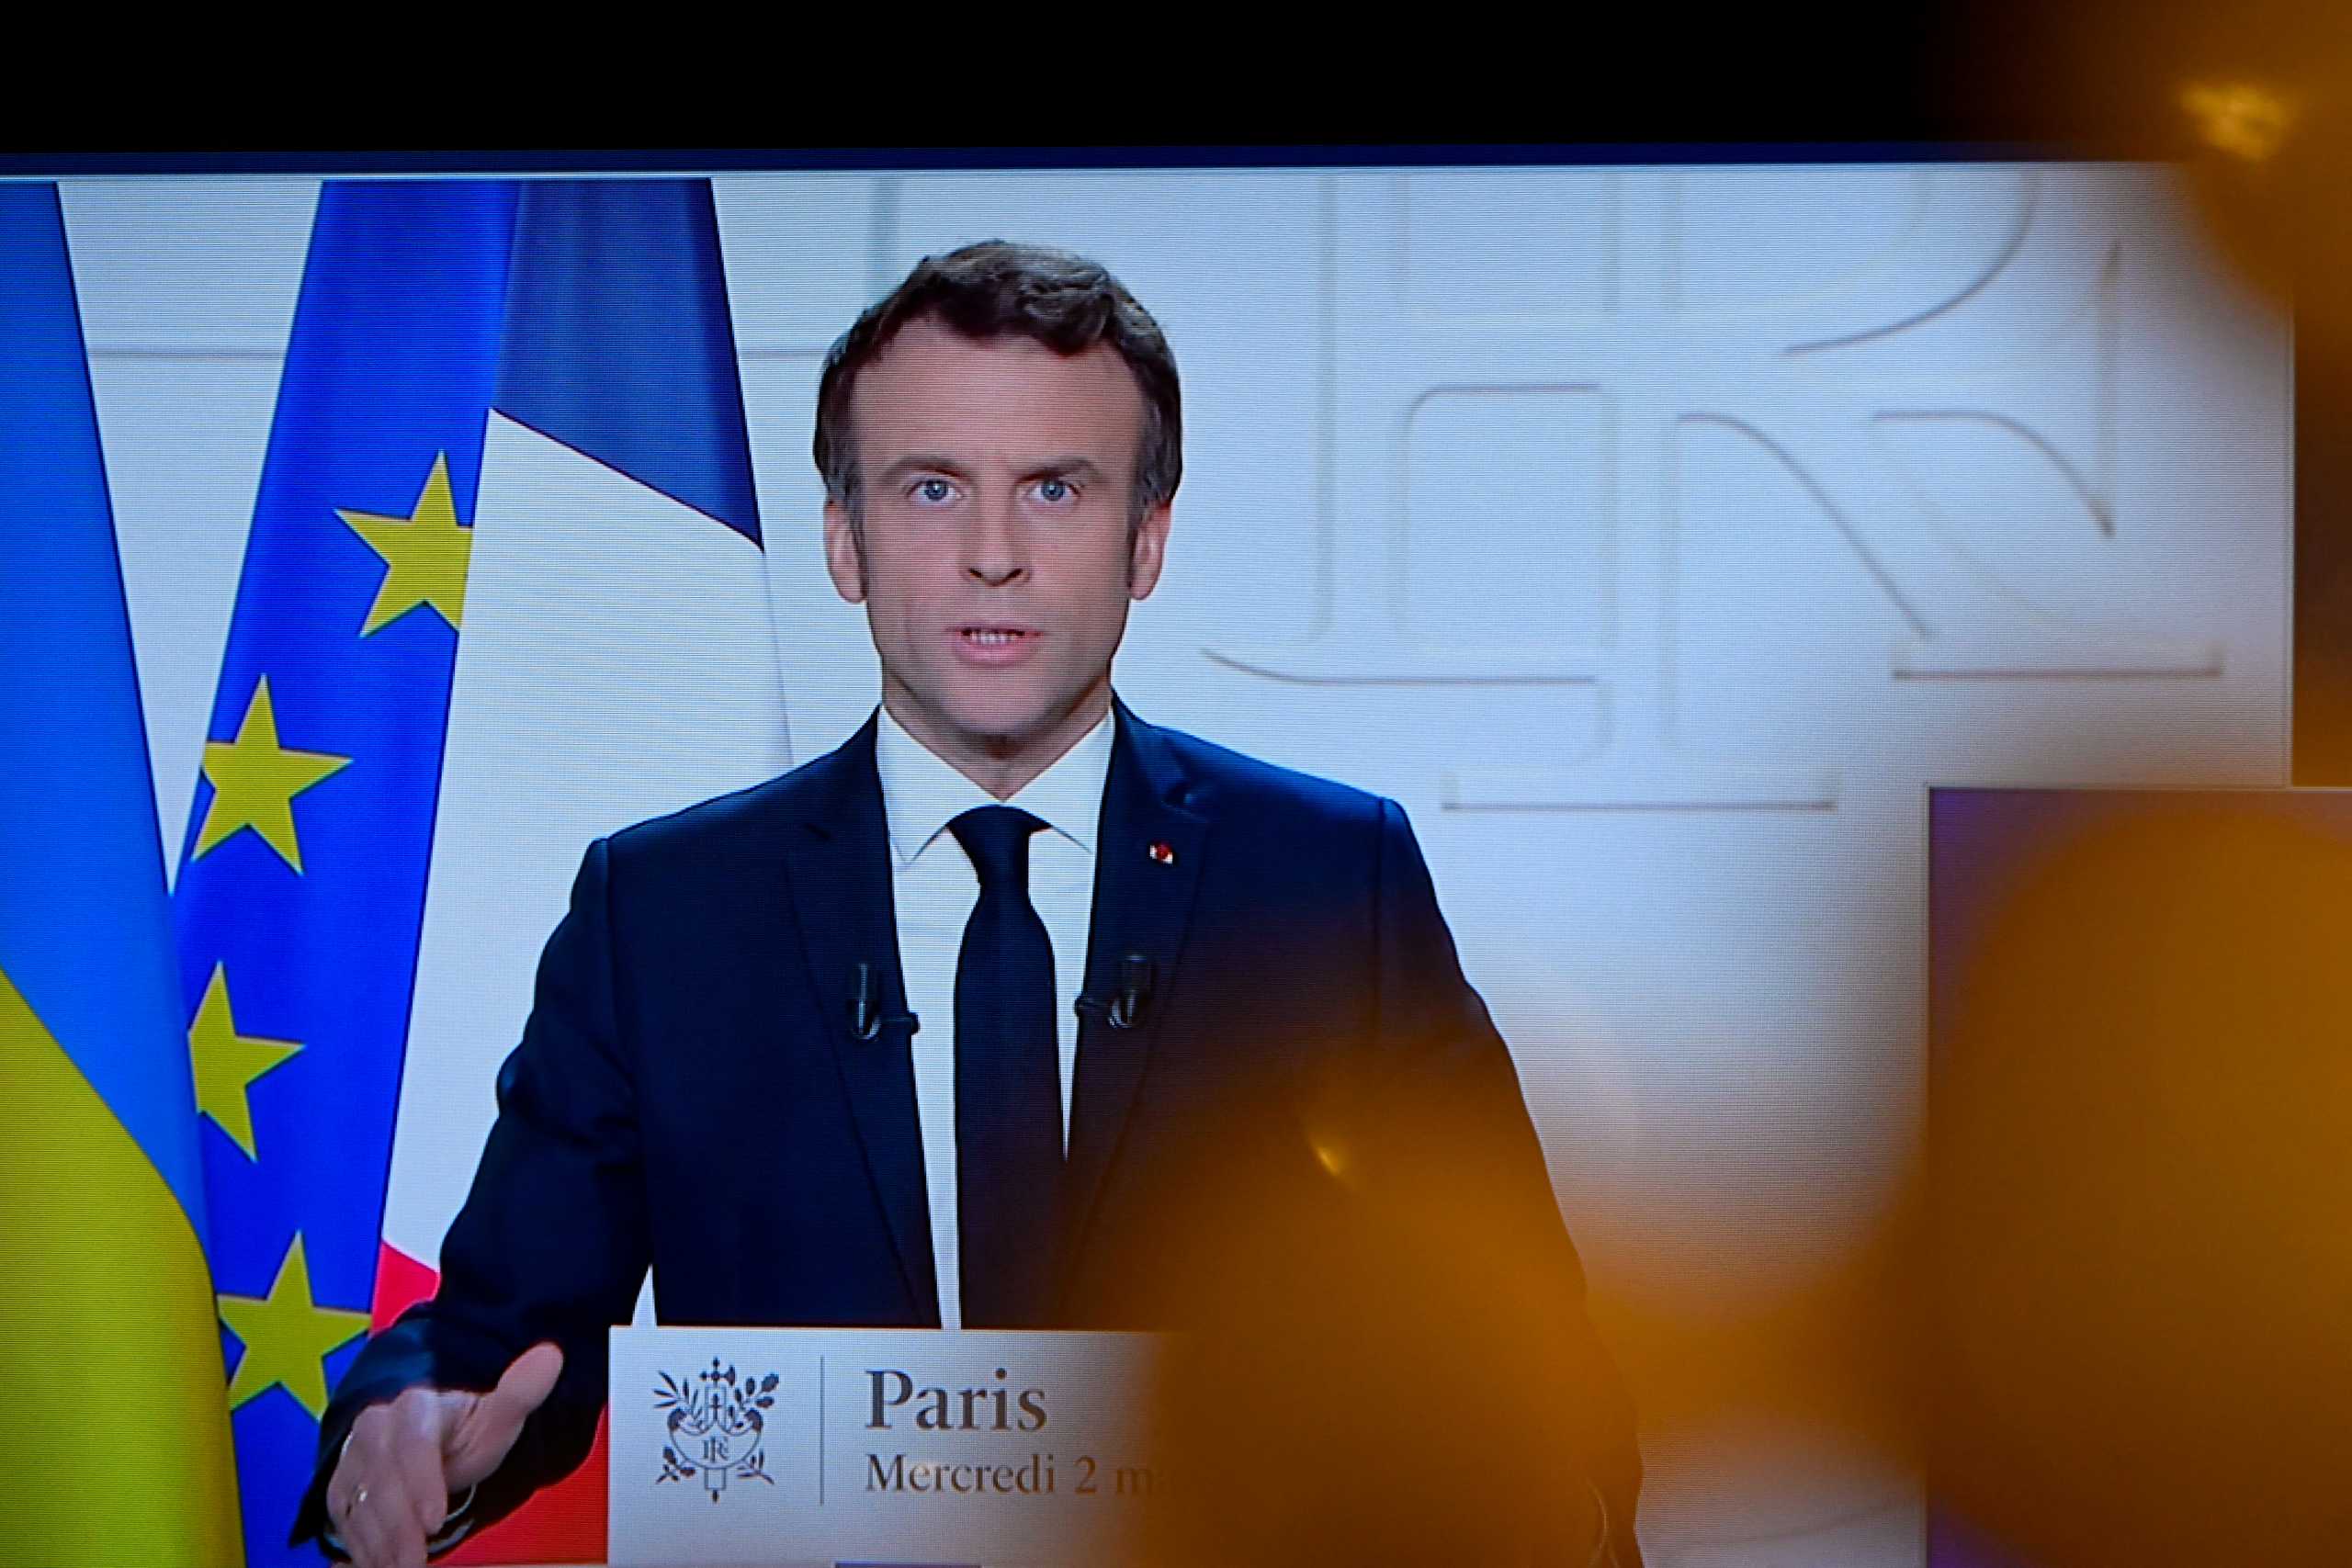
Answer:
[949,805,1061,1326]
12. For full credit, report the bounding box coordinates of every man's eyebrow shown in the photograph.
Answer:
[1021,457,1105,482]
[876,453,974,485]
[876,454,1109,485]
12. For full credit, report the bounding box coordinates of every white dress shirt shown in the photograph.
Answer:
[875,701,1113,1332]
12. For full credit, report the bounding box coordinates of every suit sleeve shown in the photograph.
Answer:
[289,837,651,1555]
[1368,796,1645,1567]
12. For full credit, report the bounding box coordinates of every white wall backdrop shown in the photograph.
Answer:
[64,164,2290,1566]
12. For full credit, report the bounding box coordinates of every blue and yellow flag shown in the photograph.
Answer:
[168,181,522,1564]
[0,182,243,1564]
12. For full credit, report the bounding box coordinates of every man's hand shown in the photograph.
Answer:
[325,1342,563,1568]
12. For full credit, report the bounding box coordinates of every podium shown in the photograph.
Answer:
[606,1327,1166,1567]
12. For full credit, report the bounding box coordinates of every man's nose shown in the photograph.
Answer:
[962,494,1027,586]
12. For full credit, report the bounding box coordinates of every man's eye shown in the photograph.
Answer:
[911,478,956,504]
[1035,478,1076,505]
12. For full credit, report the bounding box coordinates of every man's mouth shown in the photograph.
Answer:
[959,627,1035,646]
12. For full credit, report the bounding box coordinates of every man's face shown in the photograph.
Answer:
[824,318,1171,762]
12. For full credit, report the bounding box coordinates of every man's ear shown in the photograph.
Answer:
[1127,498,1173,600]
[822,499,867,604]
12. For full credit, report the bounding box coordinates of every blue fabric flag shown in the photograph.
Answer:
[497,179,762,541]
[178,173,763,1565]
[173,179,521,1564]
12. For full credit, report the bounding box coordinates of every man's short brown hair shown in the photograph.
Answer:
[813,240,1182,531]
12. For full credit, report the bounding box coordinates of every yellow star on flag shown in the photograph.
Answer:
[217,1233,370,1418]
[193,676,351,873]
[187,964,301,1160]
[338,451,472,634]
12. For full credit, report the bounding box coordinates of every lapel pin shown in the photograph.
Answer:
[1148,840,1176,865]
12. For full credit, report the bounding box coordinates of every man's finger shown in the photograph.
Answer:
[332,1409,386,1547]
[336,1496,378,1568]
[491,1340,565,1415]
[446,1341,564,1488]
[345,1465,423,1568]
[392,1389,455,1535]
[345,1488,397,1568]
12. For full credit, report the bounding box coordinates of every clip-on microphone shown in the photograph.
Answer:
[851,961,920,1043]
[1076,953,1156,1032]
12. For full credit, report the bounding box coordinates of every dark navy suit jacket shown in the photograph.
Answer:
[296,700,1642,1560]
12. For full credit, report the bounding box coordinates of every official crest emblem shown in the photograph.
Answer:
[654,1359,777,1499]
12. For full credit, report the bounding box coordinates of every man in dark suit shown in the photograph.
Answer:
[298,241,1643,1566]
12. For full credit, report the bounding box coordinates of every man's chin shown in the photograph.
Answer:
[898,686,1036,746]
[888,667,1107,757]
[936,691,1102,756]
[956,711,1063,756]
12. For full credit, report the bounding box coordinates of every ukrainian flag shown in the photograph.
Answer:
[0,183,243,1563]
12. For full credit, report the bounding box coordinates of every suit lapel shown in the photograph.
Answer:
[780,712,938,1321]
[1063,698,1209,1256]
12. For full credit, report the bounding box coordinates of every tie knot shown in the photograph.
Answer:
[949,805,1046,891]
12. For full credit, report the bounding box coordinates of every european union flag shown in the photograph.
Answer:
[172,180,521,1564]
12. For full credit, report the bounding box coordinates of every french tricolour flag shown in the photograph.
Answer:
[375,180,790,1562]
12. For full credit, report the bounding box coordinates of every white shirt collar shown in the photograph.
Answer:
[875,701,1114,867]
